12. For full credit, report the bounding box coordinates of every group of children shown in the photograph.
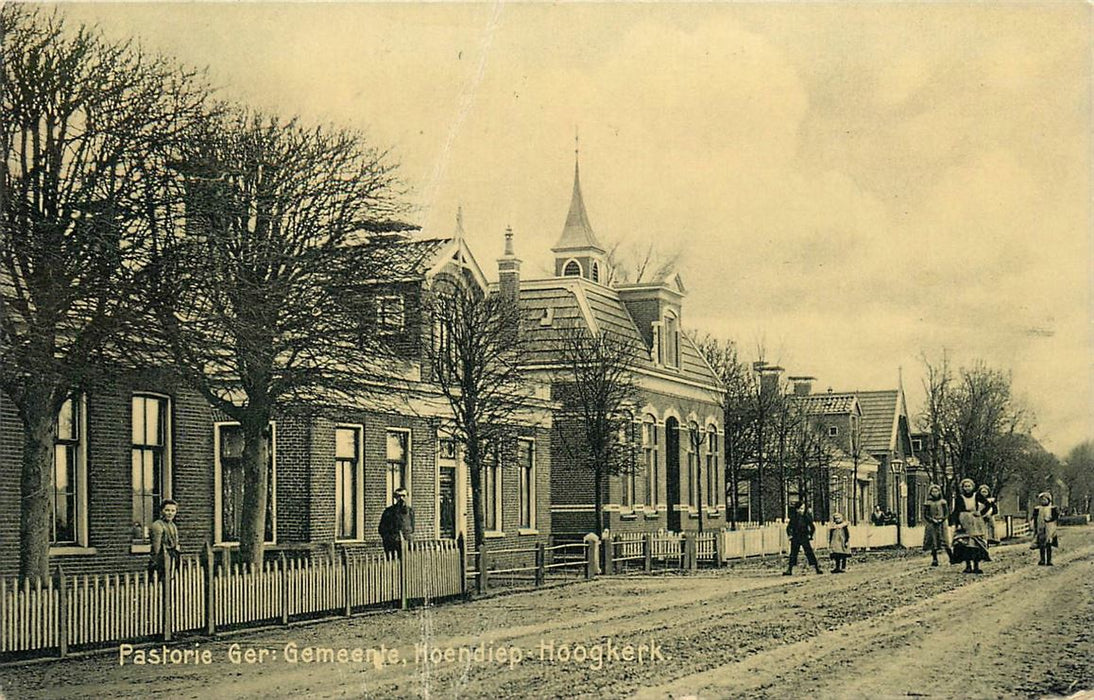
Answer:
[784,482,1061,576]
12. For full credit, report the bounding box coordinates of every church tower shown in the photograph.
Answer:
[552,143,608,284]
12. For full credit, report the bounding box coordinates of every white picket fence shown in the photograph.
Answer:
[0,540,464,658]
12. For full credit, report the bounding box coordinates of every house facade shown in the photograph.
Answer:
[850,387,921,525]
[501,156,726,537]
[0,235,554,578]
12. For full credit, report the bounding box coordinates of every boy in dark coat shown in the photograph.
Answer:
[783,500,823,575]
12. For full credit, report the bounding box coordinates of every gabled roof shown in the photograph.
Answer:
[350,234,453,282]
[516,277,720,388]
[851,389,902,454]
[793,393,858,415]
[552,158,604,253]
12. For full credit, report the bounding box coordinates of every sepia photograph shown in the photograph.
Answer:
[0,2,1091,698]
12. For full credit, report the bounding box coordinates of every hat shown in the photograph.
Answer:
[960,478,975,491]
[832,513,845,524]
[394,487,408,497]
[1037,491,1053,503]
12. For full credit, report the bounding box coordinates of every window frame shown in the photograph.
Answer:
[213,421,277,546]
[375,295,405,334]
[483,441,503,534]
[706,425,719,508]
[517,438,536,532]
[384,428,412,504]
[130,393,173,546]
[334,424,365,542]
[643,415,659,508]
[562,258,582,277]
[436,433,462,540]
[51,393,90,552]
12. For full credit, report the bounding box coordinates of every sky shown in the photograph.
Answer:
[54,2,1091,454]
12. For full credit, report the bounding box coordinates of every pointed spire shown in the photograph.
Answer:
[553,141,604,253]
[454,205,465,243]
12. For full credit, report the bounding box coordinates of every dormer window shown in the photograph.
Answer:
[663,312,680,369]
[563,259,581,277]
[376,295,405,333]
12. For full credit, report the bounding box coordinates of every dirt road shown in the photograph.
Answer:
[1,527,1091,699]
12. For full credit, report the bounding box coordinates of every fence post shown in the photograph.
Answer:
[477,539,489,594]
[714,529,725,567]
[204,543,216,636]
[55,566,68,659]
[535,542,545,587]
[342,549,352,617]
[399,539,408,611]
[457,533,468,597]
[280,553,289,626]
[162,556,174,643]
[602,529,614,576]
[643,532,652,572]
[686,534,698,571]
[583,533,600,579]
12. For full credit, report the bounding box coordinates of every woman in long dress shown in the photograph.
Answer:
[1030,491,1059,566]
[949,478,990,573]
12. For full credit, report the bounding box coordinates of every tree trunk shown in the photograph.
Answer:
[594,460,604,535]
[467,440,485,551]
[238,415,270,566]
[19,392,56,582]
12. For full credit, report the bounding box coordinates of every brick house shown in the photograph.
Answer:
[499,156,725,537]
[0,234,554,577]
[850,386,920,525]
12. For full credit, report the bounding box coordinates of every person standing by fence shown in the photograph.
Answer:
[784,500,823,576]
[979,484,999,544]
[379,487,415,557]
[148,499,180,579]
[827,513,851,573]
[922,484,950,567]
[1030,492,1059,566]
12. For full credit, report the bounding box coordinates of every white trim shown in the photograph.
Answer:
[561,257,584,278]
[425,238,490,292]
[570,284,600,335]
[49,546,97,557]
[334,424,365,542]
[213,421,278,546]
[435,430,463,539]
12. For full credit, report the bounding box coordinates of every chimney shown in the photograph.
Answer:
[755,363,784,397]
[789,376,815,396]
[498,226,521,307]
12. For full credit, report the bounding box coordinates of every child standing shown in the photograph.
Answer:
[1030,492,1059,566]
[828,513,851,573]
[922,484,950,567]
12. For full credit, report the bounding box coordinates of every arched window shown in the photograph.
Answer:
[563,259,581,277]
[620,410,636,508]
[643,415,658,507]
[706,425,719,508]
[687,421,700,508]
[591,262,600,283]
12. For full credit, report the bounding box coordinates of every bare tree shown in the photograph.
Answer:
[423,277,529,551]
[694,335,757,530]
[149,109,409,565]
[554,326,641,534]
[919,351,956,495]
[0,7,210,580]
[603,239,682,286]
[1062,441,1094,516]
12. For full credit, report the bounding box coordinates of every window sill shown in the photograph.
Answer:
[130,543,151,554]
[335,539,367,545]
[50,546,97,557]
[484,531,506,539]
[688,512,701,519]
[620,513,639,521]
[644,512,660,520]
[517,528,539,536]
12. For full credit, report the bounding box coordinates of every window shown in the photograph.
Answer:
[706,426,719,508]
[385,429,410,501]
[437,436,459,540]
[376,295,405,333]
[643,416,659,507]
[912,438,923,452]
[215,423,275,544]
[620,413,637,508]
[563,259,581,277]
[663,313,680,368]
[518,439,535,529]
[53,395,86,546]
[132,395,171,541]
[483,442,502,531]
[829,426,840,437]
[335,426,363,540]
[687,422,700,508]
[733,481,751,523]
[591,262,600,283]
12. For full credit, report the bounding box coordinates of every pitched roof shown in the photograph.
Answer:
[350,235,454,282]
[852,390,901,454]
[552,159,604,253]
[516,278,720,388]
[792,393,858,415]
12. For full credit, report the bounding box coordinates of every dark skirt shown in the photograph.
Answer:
[923,522,947,551]
[949,534,990,564]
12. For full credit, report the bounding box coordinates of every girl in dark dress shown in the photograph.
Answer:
[922,484,950,567]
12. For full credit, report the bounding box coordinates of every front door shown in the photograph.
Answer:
[439,467,457,539]
[665,417,681,531]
